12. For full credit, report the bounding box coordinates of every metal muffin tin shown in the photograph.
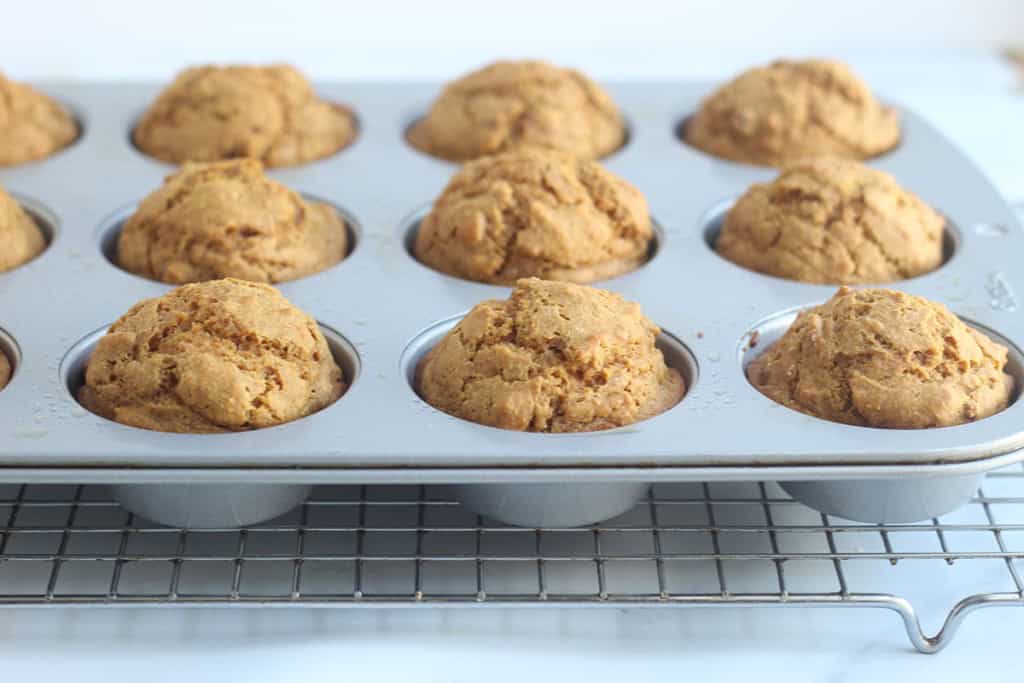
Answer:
[1,81,1022,529]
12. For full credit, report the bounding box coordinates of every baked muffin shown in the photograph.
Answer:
[686,59,900,166]
[133,64,355,167]
[0,73,77,166]
[716,158,944,284]
[118,159,347,284]
[408,60,625,162]
[418,278,685,432]
[78,278,345,433]
[0,185,46,272]
[0,351,10,391]
[415,149,652,284]
[748,287,1014,428]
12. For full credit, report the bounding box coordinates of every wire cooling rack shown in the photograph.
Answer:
[2,467,1024,654]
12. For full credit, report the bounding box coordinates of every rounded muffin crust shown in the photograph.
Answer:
[133,64,355,167]
[0,351,10,392]
[408,60,625,162]
[0,186,46,273]
[78,278,345,434]
[0,73,77,166]
[747,287,1014,429]
[417,278,685,432]
[415,149,652,284]
[716,158,944,285]
[118,159,347,284]
[686,59,900,166]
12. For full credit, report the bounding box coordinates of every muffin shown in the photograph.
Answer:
[415,149,652,284]
[747,287,1014,429]
[417,278,685,432]
[0,185,46,272]
[133,64,355,167]
[716,158,944,284]
[408,60,625,162]
[686,59,900,166]
[78,278,345,433]
[0,351,10,391]
[0,73,77,166]
[118,159,347,284]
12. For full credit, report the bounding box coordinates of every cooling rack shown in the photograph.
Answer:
[2,466,1024,654]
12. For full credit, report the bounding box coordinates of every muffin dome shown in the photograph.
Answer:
[747,287,1014,428]
[0,72,77,166]
[408,60,625,162]
[0,185,46,273]
[415,148,652,284]
[716,158,944,284]
[686,59,899,166]
[418,278,684,432]
[133,64,355,167]
[118,159,347,284]
[0,351,10,392]
[78,278,345,433]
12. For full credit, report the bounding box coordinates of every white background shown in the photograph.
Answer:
[3,0,1023,80]
[3,2,1024,680]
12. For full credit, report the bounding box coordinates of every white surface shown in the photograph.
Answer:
[4,0,1024,80]
[0,606,1021,681]
[3,7,1024,677]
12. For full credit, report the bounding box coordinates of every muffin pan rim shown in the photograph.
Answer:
[0,326,22,390]
[0,80,1021,473]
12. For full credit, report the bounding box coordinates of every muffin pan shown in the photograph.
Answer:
[1,81,1023,528]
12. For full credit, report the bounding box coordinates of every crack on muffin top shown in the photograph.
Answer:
[747,287,1014,429]
[133,64,355,167]
[716,157,944,285]
[417,278,685,433]
[408,60,625,162]
[685,59,900,166]
[414,149,652,285]
[78,278,345,434]
[118,159,347,285]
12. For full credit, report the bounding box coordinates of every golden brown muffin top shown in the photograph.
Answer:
[747,287,1014,429]
[408,60,625,162]
[0,72,77,166]
[0,185,46,273]
[133,64,355,167]
[118,159,347,284]
[716,158,944,284]
[686,59,900,166]
[0,351,10,392]
[415,148,652,284]
[417,278,685,432]
[78,278,345,434]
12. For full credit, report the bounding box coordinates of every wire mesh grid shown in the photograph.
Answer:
[2,466,1024,653]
